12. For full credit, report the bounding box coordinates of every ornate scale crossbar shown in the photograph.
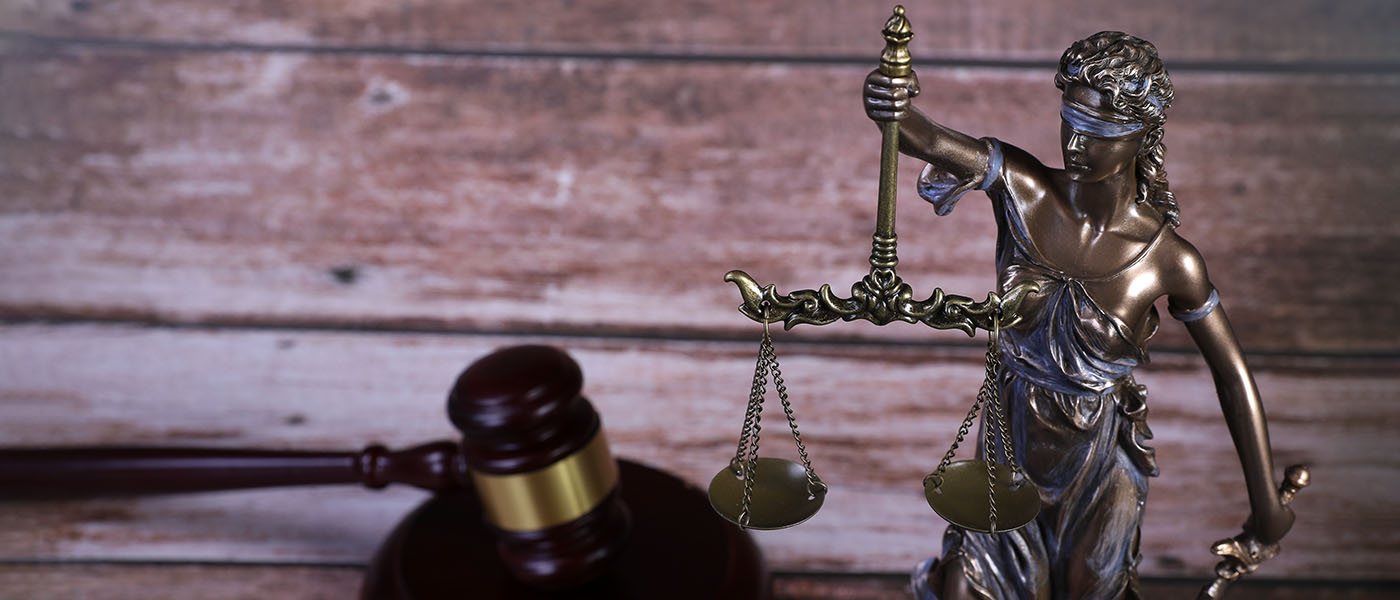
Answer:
[706,6,1042,534]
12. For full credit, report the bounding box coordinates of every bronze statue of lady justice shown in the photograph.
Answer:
[865,23,1298,600]
[715,7,1304,600]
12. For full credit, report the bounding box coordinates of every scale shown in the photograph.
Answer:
[706,5,1042,534]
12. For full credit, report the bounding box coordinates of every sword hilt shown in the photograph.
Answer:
[1197,464,1310,600]
[1279,464,1310,504]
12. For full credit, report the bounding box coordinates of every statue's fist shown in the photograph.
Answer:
[864,69,919,122]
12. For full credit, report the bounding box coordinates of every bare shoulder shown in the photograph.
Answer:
[992,142,1057,208]
[1158,229,1214,310]
[996,142,1053,189]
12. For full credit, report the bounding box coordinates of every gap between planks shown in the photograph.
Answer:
[4,0,1400,69]
[5,30,1400,75]
[5,315,1400,363]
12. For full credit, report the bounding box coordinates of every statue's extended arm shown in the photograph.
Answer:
[1183,306,1295,544]
[1171,252,1296,546]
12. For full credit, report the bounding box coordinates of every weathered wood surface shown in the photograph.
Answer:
[0,565,1392,600]
[2,42,1397,353]
[3,1,1398,65]
[1,324,1395,578]
[0,564,364,600]
[770,573,1400,600]
[2,1,1398,592]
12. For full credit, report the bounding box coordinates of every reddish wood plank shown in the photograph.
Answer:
[773,574,914,600]
[0,564,364,600]
[772,574,1400,600]
[1,44,1397,353]
[0,324,1395,577]
[2,1,1398,64]
[0,565,1391,599]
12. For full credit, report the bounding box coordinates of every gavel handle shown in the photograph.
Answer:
[0,441,467,498]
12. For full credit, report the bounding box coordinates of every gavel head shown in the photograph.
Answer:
[447,345,631,589]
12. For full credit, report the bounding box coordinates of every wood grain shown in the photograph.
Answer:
[771,573,1400,600]
[0,565,1392,600]
[2,1,1397,594]
[0,324,1395,578]
[2,1,1398,65]
[2,42,1397,353]
[0,564,364,600]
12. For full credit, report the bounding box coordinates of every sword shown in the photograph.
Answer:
[1196,464,1310,599]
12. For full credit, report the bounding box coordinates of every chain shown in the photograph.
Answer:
[986,346,1023,482]
[982,338,1002,533]
[732,334,769,470]
[767,338,826,497]
[732,305,828,526]
[921,312,1025,533]
[736,333,769,528]
[734,306,785,528]
[927,379,985,489]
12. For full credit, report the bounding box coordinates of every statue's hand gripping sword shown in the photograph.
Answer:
[725,5,1038,335]
[1197,464,1311,599]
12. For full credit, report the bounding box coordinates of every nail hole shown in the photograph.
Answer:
[329,265,359,285]
[368,89,394,106]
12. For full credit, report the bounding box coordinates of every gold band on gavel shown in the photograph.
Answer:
[469,430,619,532]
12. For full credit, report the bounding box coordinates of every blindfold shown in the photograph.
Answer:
[1060,102,1144,139]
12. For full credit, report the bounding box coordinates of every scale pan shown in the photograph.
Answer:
[924,459,1040,533]
[708,457,825,530]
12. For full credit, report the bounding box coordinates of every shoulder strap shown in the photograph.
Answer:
[1086,221,1173,282]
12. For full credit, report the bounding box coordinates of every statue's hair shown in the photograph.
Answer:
[1055,31,1179,226]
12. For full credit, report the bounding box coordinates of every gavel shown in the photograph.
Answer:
[0,345,767,599]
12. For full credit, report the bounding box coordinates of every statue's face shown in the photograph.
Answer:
[1059,85,1145,183]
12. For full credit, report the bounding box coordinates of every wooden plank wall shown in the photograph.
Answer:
[2,1,1399,596]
